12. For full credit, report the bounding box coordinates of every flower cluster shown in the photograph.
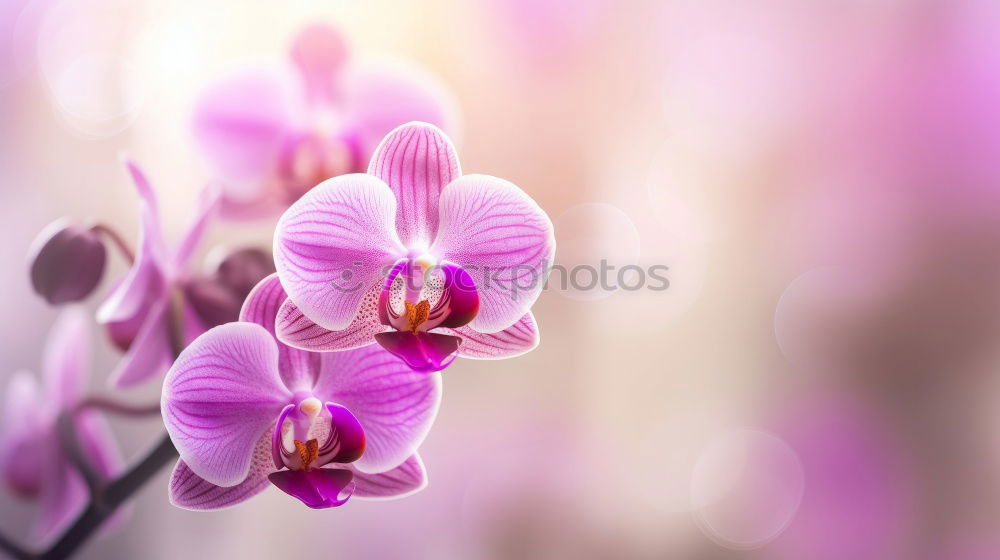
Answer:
[3,23,553,556]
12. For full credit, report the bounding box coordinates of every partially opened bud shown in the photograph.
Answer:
[28,220,107,305]
[186,247,276,329]
[214,247,276,301]
[184,277,244,329]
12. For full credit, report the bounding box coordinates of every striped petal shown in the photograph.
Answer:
[241,274,319,392]
[274,174,405,331]
[445,311,539,359]
[162,323,292,487]
[349,453,427,500]
[367,122,460,249]
[168,429,274,511]
[312,345,441,474]
[431,174,555,333]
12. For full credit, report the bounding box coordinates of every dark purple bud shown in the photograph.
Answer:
[214,247,276,301]
[29,220,107,305]
[184,277,244,330]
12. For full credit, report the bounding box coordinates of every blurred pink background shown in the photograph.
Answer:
[3,0,1000,558]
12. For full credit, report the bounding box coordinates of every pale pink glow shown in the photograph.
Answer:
[552,203,640,301]
[690,429,804,550]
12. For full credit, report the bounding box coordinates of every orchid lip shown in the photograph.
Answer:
[271,400,365,472]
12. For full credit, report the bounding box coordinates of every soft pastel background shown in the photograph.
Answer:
[3,0,1000,558]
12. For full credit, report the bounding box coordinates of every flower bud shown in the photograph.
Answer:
[28,220,107,305]
[214,247,276,301]
[186,247,276,329]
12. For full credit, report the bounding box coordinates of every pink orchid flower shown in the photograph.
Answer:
[272,122,554,373]
[193,23,455,219]
[95,161,222,388]
[0,309,124,542]
[162,273,438,510]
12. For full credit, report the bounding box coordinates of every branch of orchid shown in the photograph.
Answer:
[56,413,104,496]
[89,224,135,264]
[75,396,160,418]
[40,434,178,560]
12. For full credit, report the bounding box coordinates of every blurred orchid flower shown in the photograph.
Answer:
[162,274,438,510]
[273,122,554,373]
[0,309,124,542]
[193,23,456,219]
[95,161,222,388]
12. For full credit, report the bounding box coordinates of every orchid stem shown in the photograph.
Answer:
[56,414,104,496]
[41,435,178,560]
[89,224,135,265]
[75,397,160,418]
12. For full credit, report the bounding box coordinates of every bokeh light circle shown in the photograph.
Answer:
[690,429,804,550]
[37,0,147,137]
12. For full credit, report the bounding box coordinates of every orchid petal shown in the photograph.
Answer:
[42,308,89,407]
[97,160,168,327]
[162,323,292,486]
[347,66,455,162]
[312,345,441,473]
[318,403,366,465]
[445,311,540,359]
[373,331,460,374]
[349,453,427,500]
[290,23,349,106]
[241,273,319,392]
[35,458,86,543]
[0,372,43,497]
[193,68,293,190]
[107,298,172,389]
[274,174,405,330]
[173,183,221,271]
[74,410,125,481]
[267,468,354,509]
[424,261,479,330]
[367,122,460,248]
[431,174,555,333]
[168,429,274,511]
[276,282,384,352]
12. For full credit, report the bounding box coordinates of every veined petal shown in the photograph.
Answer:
[0,372,43,497]
[267,468,354,509]
[241,274,319,392]
[290,23,349,106]
[445,311,540,359]
[312,345,441,473]
[162,323,292,487]
[367,122,460,248]
[431,174,555,333]
[42,308,89,407]
[373,331,460,374]
[274,174,405,330]
[276,282,384,352]
[193,68,294,189]
[107,298,172,389]
[172,183,221,271]
[348,453,427,500]
[168,429,274,511]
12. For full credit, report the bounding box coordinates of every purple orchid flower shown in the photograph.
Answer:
[162,273,438,510]
[193,23,455,219]
[273,122,555,373]
[95,160,228,388]
[0,309,124,542]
